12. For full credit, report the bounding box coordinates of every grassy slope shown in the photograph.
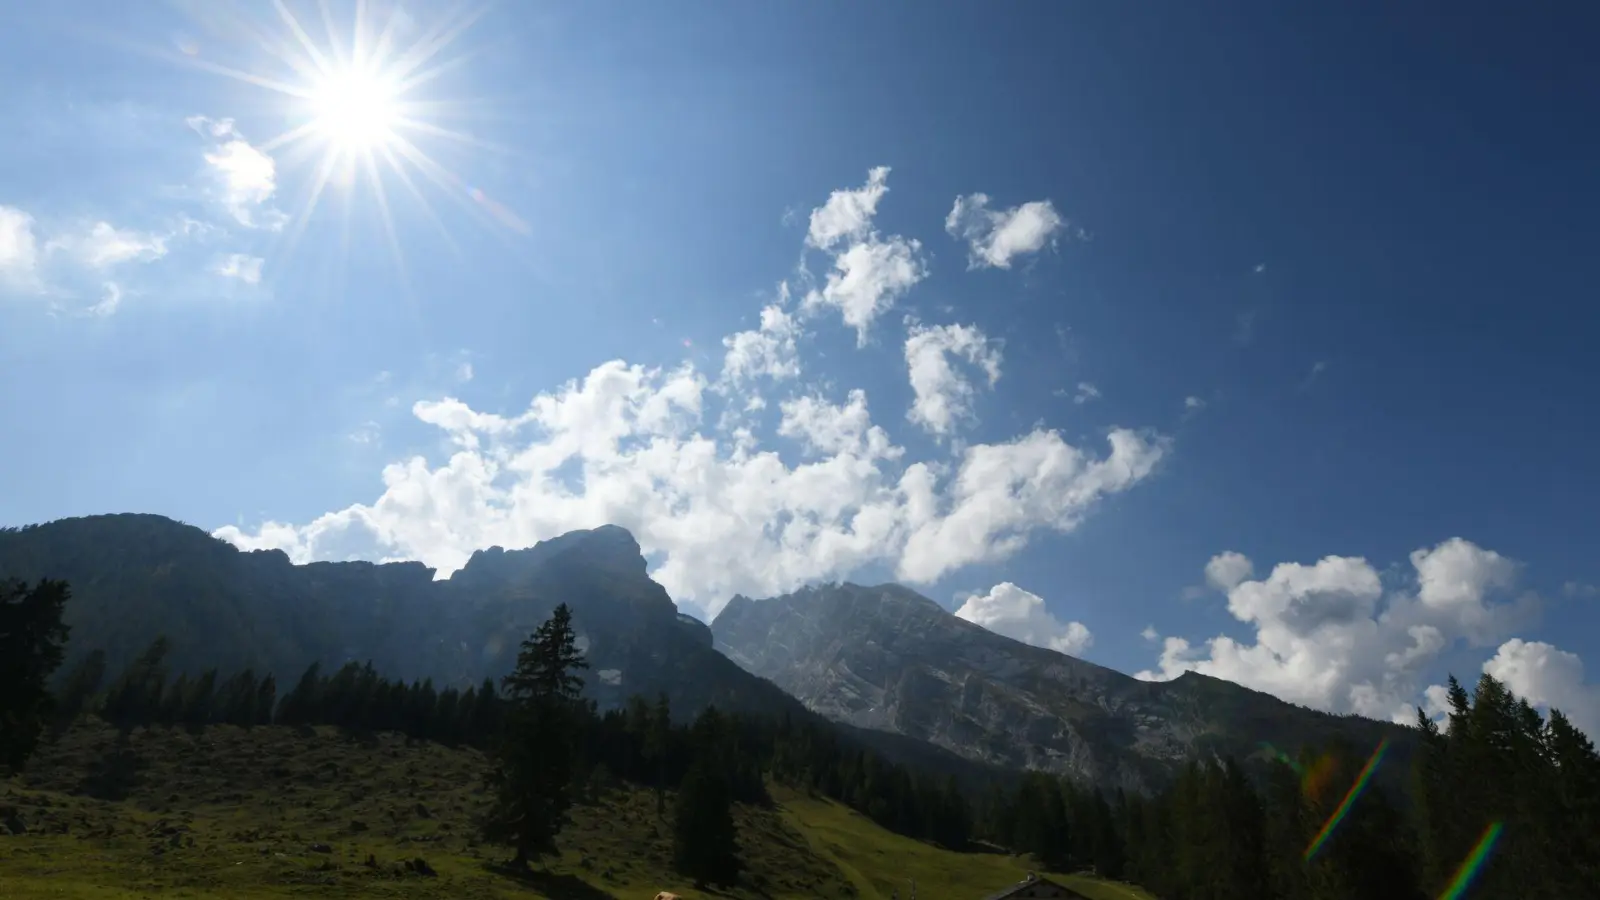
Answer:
[0,722,1149,900]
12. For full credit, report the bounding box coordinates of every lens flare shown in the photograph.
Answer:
[1436,822,1504,900]
[1303,738,1389,861]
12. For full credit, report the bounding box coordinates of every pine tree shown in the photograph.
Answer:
[101,635,171,734]
[481,604,589,868]
[647,692,672,814]
[51,647,106,732]
[673,705,741,887]
[0,578,72,773]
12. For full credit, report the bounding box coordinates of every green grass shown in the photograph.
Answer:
[1,722,1149,900]
[775,788,1151,900]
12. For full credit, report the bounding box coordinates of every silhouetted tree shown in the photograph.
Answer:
[0,578,71,772]
[674,705,741,887]
[481,604,589,867]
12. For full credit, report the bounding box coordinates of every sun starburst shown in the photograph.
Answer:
[167,0,527,278]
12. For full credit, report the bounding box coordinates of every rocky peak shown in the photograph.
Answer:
[713,580,1409,792]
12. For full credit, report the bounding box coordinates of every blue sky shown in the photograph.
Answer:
[3,1,1598,731]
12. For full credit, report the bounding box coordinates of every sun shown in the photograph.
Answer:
[171,1,528,270]
[308,66,401,154]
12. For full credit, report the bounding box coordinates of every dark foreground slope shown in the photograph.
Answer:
[0,721,1146,900]
[713,583,1407,792]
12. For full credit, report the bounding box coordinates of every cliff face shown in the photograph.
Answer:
[0,515,792,720]
[713,582,1406,791]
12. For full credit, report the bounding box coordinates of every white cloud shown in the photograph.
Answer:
[85,282,123,317]
[212,253,264,284]
[0,206,40,287]
[216,362,1164,615]
[1184,396,1205,411]
[1204,551,1255,592]
[48,221,168,268]
[1563,581,1599,599]
[955,582,1092,655]
[945,193,1065,270]
[1141,625,1160,642]
[189,116,285,230]
[214,169,1168,617]
[720,302,801,385]
[800,167,925,345]
[1138,539,1537,723]
[1073,382,1101,405]
[1483,639,1600,736]
[456,362,475,384]
[807,166,891,251]
[903,322,1003,437]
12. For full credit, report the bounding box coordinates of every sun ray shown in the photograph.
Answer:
[376,143,465,260]
[162,0,524,283]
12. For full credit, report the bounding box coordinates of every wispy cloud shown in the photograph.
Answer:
[85,282,124,317]
[49,221,168,268]
[212,253,264,284]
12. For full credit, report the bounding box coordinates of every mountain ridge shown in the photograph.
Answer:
[712,580,1408,792]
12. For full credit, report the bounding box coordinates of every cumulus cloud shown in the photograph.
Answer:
[721,301,801,386]
[903,322,1003,437]
[800,167,925,345]
[1138,539,1537,723]
[217,358,1164,614]
[1073,382,1101,405]
[0,205,40,287]
[1184,396,1206,412]
[1205,551,1255,592]
[1141,625,1160,642]
[212,253,264,284]
[188,116,285,230]
[945,193,1065,270]
[214,169,1168,616]
[955,582,1092,655]
[1482,639,1600,736]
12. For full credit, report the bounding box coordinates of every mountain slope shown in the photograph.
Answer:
[0,514,788,720]
[712,582,1407,791]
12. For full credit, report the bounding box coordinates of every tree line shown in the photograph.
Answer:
[974,672,1600,900]
[6,577,1598,897]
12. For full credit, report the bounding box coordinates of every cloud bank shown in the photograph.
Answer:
[215,168,1167,617]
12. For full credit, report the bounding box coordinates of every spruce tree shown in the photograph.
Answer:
[673,705,741,887]
[0,578,72,773]
[482,604,589,867]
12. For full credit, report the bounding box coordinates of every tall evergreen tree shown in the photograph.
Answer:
[482,604,589,867]
[673,705,741,887]
[101,635,171,734]
[51,647,106,732]
[0,578,71,773]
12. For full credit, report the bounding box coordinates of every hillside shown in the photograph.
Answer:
[0,721,1149,900]
[713,582,1408,792]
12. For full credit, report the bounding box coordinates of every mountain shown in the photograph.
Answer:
[711,582,1408,792]
[0,514,791,719]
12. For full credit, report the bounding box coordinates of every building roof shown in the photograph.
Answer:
[979,873,1093,900]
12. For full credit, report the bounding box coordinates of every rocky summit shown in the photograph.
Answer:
[712,582,1405,792]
